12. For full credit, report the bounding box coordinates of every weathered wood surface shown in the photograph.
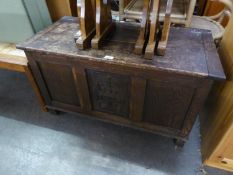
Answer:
[17,17,225,79]
[17,17,225,146]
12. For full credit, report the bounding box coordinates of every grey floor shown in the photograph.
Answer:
[0,69,232,175]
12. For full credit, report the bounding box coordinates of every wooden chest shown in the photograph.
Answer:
[17,17,225,146]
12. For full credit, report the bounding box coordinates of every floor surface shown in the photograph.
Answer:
[0,69,232,175]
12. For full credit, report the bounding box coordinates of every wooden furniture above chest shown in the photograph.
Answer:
[123,0,196,26]
[191,0,233,45]
[76,0,175,58]
[201,16,233,172]
[17,17,225,147]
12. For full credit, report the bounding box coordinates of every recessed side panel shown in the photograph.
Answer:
[143,80,194,129]
[38,61,80,106]
[86,69,131,118]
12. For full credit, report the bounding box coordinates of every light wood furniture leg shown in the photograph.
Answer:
[91,0,115,49]
[0,62,47,112]
[0,43,47,112]
[134,0,150,55]
[157,0,173,56]
[75,0,96,49]
[24,65,47,112]
[145,0,160,59]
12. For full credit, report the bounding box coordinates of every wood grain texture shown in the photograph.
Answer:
[18,17,225,147]
[129,77,146,122]
[201,16,233,172]
[38,61,80,106]
[181,80,213,136]
[91,0,115,49]
[143,79,195,130]
[73,66,92,112]
[75,0,96,49]
[134,0,150,55]
[145,0,160,59]
[0,43,27,68]
[87,69,131,118]
[17,17,220,78]
[46,0,72,22]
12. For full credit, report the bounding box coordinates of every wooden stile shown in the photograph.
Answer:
[145,0,161,59]
[76,0,174,59]
[157,0,173,56]
[134,0,150,55]
[91,0,115,49]
[75,0,96,49]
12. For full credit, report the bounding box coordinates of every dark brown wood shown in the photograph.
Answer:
[38,61,80,106]
[180,80,213,136]
[26,53,52,106]
[129,77,146,122]
[70,0,78,17]
[87,69,131,118]
[202,31,226,80]
[143,79,194,130]
[17,17,225,146]
[72,65,92,112]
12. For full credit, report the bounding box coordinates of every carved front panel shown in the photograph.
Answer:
[38,61,80,106]
[143,80,194,129]
[86,69,130,118]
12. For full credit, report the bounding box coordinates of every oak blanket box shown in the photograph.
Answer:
[17,17,225,146]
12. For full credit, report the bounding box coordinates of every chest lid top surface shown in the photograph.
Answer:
[17,17,225,80]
